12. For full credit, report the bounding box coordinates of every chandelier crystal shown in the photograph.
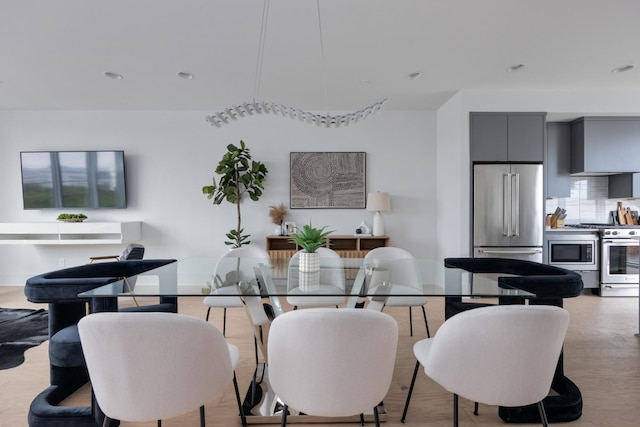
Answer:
[206,99,387,128]
[206,0,386,128]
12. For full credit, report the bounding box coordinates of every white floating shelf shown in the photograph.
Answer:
[0,222,141,245]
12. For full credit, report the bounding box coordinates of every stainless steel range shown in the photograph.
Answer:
[566,224,640,296]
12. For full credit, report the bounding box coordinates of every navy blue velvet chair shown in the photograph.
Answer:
[442,257,583,424]
[24,259,176,427]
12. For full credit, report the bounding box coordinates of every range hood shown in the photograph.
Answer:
[570,117,640,176]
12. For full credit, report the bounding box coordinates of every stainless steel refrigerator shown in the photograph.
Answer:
[473,163,543,262]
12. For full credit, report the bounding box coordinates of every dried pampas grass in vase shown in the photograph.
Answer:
[268,203,289,236]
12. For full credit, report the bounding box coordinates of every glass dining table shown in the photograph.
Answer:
[79,257,533,307]
[79,256,535,424]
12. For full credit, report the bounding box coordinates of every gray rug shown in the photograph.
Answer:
[0,308,49,370]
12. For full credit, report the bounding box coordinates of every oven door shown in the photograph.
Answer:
[601,238,640,295]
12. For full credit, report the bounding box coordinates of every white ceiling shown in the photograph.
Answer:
[1,0,640,113]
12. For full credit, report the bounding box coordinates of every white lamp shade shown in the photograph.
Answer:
[366,192,391,212]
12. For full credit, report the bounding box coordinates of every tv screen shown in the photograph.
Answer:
[20,151,127,209]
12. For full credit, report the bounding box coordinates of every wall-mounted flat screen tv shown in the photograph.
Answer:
[20,151,127,209]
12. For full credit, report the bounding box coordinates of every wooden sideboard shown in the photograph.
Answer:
[266,234,390,278]
[265,235,390,275]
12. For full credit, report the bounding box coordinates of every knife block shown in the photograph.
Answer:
[551,217,565,229]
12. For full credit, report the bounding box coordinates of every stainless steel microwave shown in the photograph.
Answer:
[547,234,599,271]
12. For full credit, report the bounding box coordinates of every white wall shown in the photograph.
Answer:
[435,92,468,261]
[0,110,436,285]
[4,89,640,285]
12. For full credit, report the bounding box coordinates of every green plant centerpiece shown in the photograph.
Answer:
[202,140,268,247]
[288,224,332,275]
[288,224,332,253]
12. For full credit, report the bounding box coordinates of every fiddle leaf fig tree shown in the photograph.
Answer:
[202,140,268,247]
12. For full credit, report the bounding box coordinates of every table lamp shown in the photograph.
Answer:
[366,192,391,236]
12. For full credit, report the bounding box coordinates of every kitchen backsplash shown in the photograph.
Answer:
[545,176,639,224]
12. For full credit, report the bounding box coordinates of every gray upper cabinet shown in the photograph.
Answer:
[471,113,545,162]
[609,173,640,199]
[546,123,571,198]
[571,117,640,175]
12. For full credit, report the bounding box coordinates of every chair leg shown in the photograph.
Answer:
[421,305,430,337]
[200,405,205,427]
[281,404,288,427]
[453,394,459,427]
[223,307,227,336]
[474,401,479,415]
[233,372,247,427]
[538,401,549,427]
[101,416,112,427]
[409,306,413,336]
[250,367,259,410]
[359,413,365,425]
[157,421,161,427]
[401,360,420,422]
[373,405,380,427]
[205,307,211,321]
[254,335,259,366]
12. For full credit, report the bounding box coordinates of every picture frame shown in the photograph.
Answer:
[284,222,296,235]
[290,152,366,209]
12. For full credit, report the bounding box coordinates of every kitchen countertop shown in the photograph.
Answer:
[545,227,600,233]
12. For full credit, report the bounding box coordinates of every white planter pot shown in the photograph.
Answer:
[299,270,320,291]
[298,252,320,272]
[298,252,321,290]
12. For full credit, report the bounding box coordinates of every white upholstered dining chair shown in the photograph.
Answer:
[363,246,430,336]
[286,247,346,309]
[267,308,398,426]
[401,304,570,426]
[203,245,271,336]
[78,312,246,427]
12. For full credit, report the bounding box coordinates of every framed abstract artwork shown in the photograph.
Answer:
[290,152,366,209]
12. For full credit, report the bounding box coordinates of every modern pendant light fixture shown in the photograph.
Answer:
[206,0,387,128]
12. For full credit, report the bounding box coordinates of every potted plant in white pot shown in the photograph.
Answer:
[288,224,332,271]
[288,224,332,290]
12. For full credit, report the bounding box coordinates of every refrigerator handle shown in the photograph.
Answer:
[502,173,510,236]
[477,249,543,255]
[512,173,520,237]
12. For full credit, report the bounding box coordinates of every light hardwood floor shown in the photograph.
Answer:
[1,286,639,427]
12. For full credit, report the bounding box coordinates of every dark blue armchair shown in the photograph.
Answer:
[24,259,176,427]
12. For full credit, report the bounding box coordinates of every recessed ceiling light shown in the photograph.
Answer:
[506,64,526,73]
[104,72,123,80]
[611,64,635,73]
[177,72,195,80]
[407,72,422,80]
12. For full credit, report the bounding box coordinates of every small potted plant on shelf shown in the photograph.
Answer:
[268,203,288,236]
[288,224,333,272]
[57,213,88,223]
